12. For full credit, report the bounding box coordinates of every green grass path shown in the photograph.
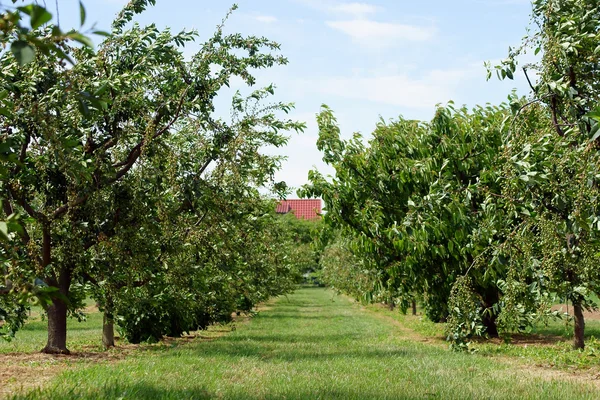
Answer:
[16,287,600,399]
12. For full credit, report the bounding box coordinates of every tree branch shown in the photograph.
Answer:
[53,89,190,220]
[550,95,565,137]
[8,185,44,222]
[523,67,537,94]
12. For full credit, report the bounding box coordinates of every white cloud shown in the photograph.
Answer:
[331,2,380,17]
[299,66,476,109]
[473,0,530,4]
[296,0,435,47]
[254,15,278,23]
[295,0,379,17]
[326,19,435,46]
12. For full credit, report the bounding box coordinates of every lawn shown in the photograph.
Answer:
[4,287,600,399]
[0,302,105,355]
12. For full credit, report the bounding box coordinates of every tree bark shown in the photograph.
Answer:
[481,286,500,338]
[42,297,69,354]
[573,300,585,350]
[482,313,499,338]
[102,314,115,349]
[102,296,115,349]
[411,299,417,316]
[42,259,72,354]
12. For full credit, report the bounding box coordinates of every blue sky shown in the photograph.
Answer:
[55,0,534,191]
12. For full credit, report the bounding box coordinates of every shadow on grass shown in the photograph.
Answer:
[14,384,378,400]
[13,384,214,400]
[223,333,363,344]
[161,337,418,362]
[254,313,338,320]
[532,323,600,340]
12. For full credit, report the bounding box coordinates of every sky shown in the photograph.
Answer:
[53,0,535,193]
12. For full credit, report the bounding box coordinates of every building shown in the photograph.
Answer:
[276,199,322,220]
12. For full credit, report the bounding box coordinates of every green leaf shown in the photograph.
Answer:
[585,109,600,122]
[7,221,24,236]
[67,32,93,48]
[92,30,111,38]
[10,41,36,65]
[19,5,53,29]
[77,98,90,117]
[79,1,86,26]
[0,221,9,241]
[590,124,600,142]
[48,44,75,65]
[94,83,109,96]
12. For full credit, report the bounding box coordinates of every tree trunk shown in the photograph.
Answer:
[102,297,115,349]
[42,298,69,354]
[481,286,500,338]
[411,299,417,316]
[482,313,499,337]
[573,300,585,350]
[102,314,115,349]
[42,259,72,354]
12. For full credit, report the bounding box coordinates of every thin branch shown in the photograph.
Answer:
[485,191,520,203]
[460,150,485,162]
[194,211,208,227]
[81,272,99,287]
[151,88,189,140]
[523,67,537,94]
[54,0,60,28]
[52,194,89,220]
[8,185,44,222]
[550,96,565,137]
[53,89,189,220]
[2,198,13,218]
[508,96,550,134]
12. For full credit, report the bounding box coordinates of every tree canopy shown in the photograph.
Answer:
[0,1,307,353]
[305,0,600,351]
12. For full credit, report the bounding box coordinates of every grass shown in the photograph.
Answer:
[363,298,600,370]
[0,299,105,354]
[6,287,600,399]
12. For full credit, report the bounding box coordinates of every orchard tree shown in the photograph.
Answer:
[0,0,100,341]
[485,0,600,349]
[0,1,303,353]
[318,233,375,302]
[302,102,510,325]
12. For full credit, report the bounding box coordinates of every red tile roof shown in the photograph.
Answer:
[276,199,322,220]
[275,202,292,214]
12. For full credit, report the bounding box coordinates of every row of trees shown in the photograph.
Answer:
[0,1,313,354]
[304,0,600,350]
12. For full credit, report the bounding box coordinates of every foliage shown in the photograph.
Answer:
[0,1,100,67]
[0,290,27,340]
[0,0,102,340]
[0,1,305,352]
[302,102,510,324]
[483,0,600,349]
[445,277,484,351]
[318,233,375,302]
[304,0,600,352]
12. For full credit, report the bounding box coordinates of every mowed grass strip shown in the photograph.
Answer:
[13,287,600,400]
